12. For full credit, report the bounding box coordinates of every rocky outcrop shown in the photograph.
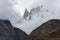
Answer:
[30,6,40,15]
[0,20,29,40]
[23,6,41,21]
[23,9,31,20]
[1,19,60,40]
[0,20,16,40]
[30,19,60,40]
[14,28,29,40]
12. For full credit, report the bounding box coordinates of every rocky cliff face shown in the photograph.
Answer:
[23,6,41,21]
[29,19,60,40]
[14,28,29,40]
[0,20,16,40]
[23,9,30,20]
[0,19,60,40]
[0,20,29,40]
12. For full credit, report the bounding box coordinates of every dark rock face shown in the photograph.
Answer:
[1,19,60,40]
[30,6,40,15]
[0,20,29,40]
[14,28,29,40]
[23,6,40,21]
[30,19,60,40]
[0,20,16,40]
[23,9,31,20]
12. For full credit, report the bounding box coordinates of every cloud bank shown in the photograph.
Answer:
[0,0,60,35]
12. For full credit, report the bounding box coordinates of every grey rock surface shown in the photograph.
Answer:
[0,20,16,40]
[0,20,29,40]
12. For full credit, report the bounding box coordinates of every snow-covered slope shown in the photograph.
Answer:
[0,0,60,35]
[12,0,60,34]
[12,7,60,35]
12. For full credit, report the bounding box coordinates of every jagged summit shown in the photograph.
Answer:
[23,6,41,21]
[23,9,30,20]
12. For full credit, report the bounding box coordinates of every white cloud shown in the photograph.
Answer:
[0,0,22,24]
[11,0,46,16]
[0,0,60,35]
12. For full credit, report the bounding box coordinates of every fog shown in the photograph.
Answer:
[0,0,60,35]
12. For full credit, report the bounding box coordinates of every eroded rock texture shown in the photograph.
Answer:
[30,19,60,40]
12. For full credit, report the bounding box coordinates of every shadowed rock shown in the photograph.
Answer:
[30,19,60,40]
[0,20,16,40]
[14,28,29,40]
[0,20,29,40]
[23,9,30,20]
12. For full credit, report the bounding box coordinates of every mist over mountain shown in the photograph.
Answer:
[0,0,60,35]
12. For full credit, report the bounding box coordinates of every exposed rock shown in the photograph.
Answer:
[23,6,41,21]
[0,20,29,40]
[14,28,29,40]
[30,19,60,40]
[1,19,60,40]
[23,9,31,20]
[30,6,40,15]
[0,20,16,40]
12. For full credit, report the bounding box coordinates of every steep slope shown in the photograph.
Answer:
[30,19,60,40]
[1,0,60,35]
[23,9,30,20]
[14,28,29,40]
[0,20,29,40]
[0,20,16,40]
